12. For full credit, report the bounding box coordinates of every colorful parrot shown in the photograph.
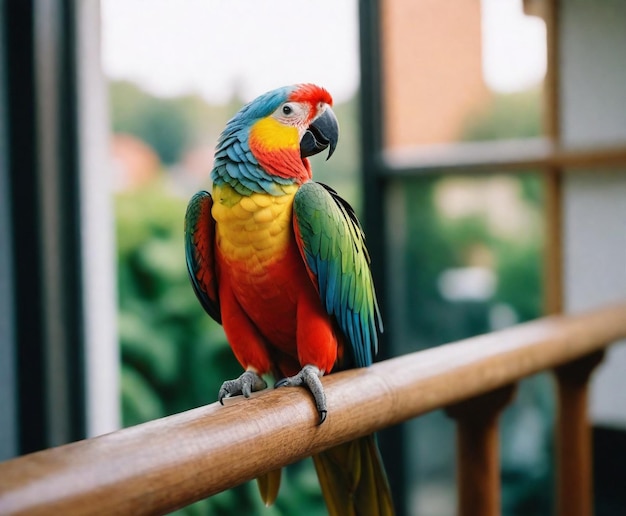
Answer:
[184,83,393,515]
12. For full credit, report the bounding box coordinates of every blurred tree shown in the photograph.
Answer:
[462,88,543,142]
[116,182,232,424]
[111,82,191,164]
[110,81,238,165]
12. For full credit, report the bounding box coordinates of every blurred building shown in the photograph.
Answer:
[110,134,160,191]
[382,0,492,148]
[167,144,215,198]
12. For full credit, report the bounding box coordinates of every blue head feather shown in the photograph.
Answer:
[211,85,297,195]
[232,86,292,123]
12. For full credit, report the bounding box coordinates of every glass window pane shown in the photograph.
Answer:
[385,172,549,514]
[381,0,547,150]
[386,173,544,350]
[378,3,552,506]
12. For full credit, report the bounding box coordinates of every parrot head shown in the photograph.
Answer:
[212,84,339,194]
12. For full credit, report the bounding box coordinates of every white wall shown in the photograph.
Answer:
[561,0,626,429]
[77,1,120,437]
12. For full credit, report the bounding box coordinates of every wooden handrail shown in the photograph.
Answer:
[1,302,625,515]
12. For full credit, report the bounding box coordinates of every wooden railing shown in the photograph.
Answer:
[1,302,625,516]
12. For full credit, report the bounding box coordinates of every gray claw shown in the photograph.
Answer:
[275,365,327,424]
[219,371,267,404]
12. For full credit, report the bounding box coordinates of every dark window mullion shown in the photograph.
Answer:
[4,0,85,454]
[55,0,86,446]
[5,0,48,455]
[359,0,407,513]
[0,0,18,462]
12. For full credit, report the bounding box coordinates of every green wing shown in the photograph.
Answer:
[293,182,382,369]
[184,191,221,323]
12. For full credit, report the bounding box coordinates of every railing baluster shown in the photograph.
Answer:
[446,384,516,516]
[554,350,605,516]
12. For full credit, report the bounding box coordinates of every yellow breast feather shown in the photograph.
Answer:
[212,183,297,267]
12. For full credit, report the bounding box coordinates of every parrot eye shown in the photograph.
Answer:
[272,102,305,124]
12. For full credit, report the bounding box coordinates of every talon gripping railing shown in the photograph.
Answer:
[1,302,625,516]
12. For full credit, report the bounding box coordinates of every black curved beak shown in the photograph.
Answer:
[300,107,339,160]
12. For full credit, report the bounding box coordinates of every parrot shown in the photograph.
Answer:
[184,83,394,515]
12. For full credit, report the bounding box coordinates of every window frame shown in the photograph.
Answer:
[358,0,626,511]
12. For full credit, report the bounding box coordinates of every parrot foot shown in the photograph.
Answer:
[275,365,327,424]
[218,370,267,405]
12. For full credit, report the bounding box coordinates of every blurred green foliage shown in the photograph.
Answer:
[463,88,543,142]
[116,183,232,426]
[402,175,543,343]
[115,177,328,514]
[399,86,552,516]
[110,81,238,165]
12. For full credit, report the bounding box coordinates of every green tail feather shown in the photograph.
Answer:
[256,468,282,507]
[312,435,395,516]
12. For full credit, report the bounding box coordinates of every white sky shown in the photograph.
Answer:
[101,0,546,104]
[481,0,547,93]
[101,0,361,104]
